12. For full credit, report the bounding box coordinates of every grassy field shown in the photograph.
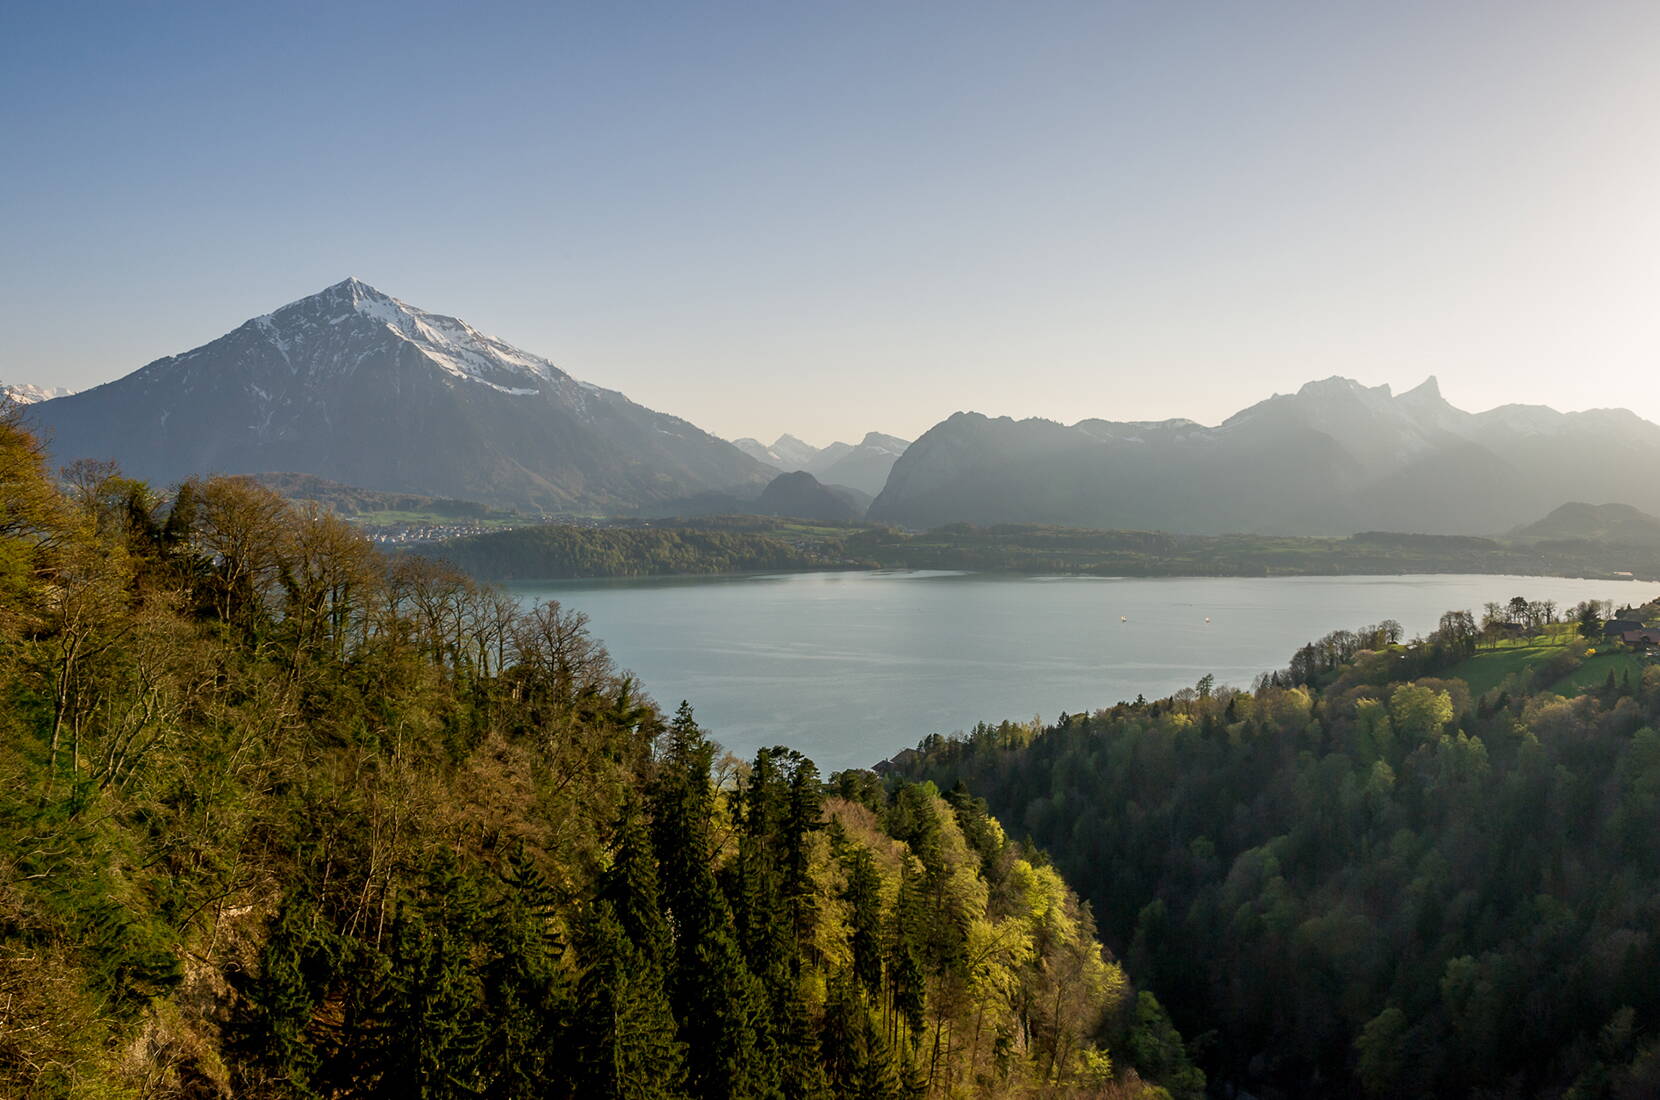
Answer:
[1448,641,1569,696]
[1444,628,1651,697]
[1554,650,1648,695]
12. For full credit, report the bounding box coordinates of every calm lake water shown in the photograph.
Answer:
[508,571,1651,772]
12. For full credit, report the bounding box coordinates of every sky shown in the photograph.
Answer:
[4,1,1659,446]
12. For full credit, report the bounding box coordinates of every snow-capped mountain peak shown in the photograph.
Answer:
[27,280,770,511]
[3,382,75,405]
[247,278,565,396]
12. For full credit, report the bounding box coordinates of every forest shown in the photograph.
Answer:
[427,517,1658,583]
[887,604,1660,1098]
[0,407,1196,1099]
[430,521,869,579]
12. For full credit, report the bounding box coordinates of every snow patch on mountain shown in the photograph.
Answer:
[3,382,74,404]
[250,277,566,396]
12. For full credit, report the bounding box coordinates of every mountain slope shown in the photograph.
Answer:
[870,376,1660,535]
[1514,501,1660,546]
[754,470,864,522]
[28,279,770,511]
[730,431,909,496]
[805,431,909,496]
[732,432,821,470]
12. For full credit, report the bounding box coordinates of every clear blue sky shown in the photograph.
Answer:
[5,1,1659,444]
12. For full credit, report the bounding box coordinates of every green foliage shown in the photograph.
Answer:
[893,610,1660,1097]
[0,415,1186,1099]
[430,524,854,579]
[426,513,1660,583]
[1127,994,1204,1100]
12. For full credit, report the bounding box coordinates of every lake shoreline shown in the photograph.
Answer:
[506,571,1653,771]
[428,518,1660,584]
[497,562,1658,585]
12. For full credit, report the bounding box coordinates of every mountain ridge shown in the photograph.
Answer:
[730,430,910,496]
[870,377,1660,535]
[27,279,771,511]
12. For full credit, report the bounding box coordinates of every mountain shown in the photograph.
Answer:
[805,431,910,496]
[732,433,820,470]
[753,470,864,522]
[27,279,771,511]
[3,382,74,404]
[728,431,909,496]
[869,376,1660,535]
[732,437,785,466]
[1514,502,1660,547]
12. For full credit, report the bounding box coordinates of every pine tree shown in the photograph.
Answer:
[820,970,911,1100]
[233,894,334,1098]
[604,799,671,968]
[783,753,825,956]
[572,900,688,1100]
[728,747,792,1002]
[478,850,569,1099]
[843,846,885,1000]
[369,864,488,1098]
[648,704,779,1100]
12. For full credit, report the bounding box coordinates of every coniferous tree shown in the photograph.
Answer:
[478,851,569,1099]
[370,865,487,1099]
[604,800,672,968]
[649,704,778,1100]
[822,971,906,1100]
[572,900,688,1100]
[843,845,886,1000]
[233,894,334,1098]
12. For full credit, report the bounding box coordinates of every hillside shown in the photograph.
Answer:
[252,472,508,521]
[754,470,865,522]
[870,377,1660,536]
[26,278,771,512]
[0,410,1195,1099]
[1514,502,1660,547]
[887,604,1660,1097]
[429,522,864,580]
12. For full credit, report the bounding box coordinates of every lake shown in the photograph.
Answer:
[508,571,1650,772]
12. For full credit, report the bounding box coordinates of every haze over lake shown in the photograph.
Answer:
[510,571,1649,771]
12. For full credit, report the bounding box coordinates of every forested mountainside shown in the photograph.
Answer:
[888,607,1660,1098]
[0,408,1196,1099]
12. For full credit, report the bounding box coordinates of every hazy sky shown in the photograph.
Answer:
[4,1,1659,445]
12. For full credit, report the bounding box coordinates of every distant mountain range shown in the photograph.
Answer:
[870,377,1660,536]
[4,382,74,405]
[640,470,869,522]
[732,431,909,496]
[26,279,770,512]
[25,295,1657,538]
